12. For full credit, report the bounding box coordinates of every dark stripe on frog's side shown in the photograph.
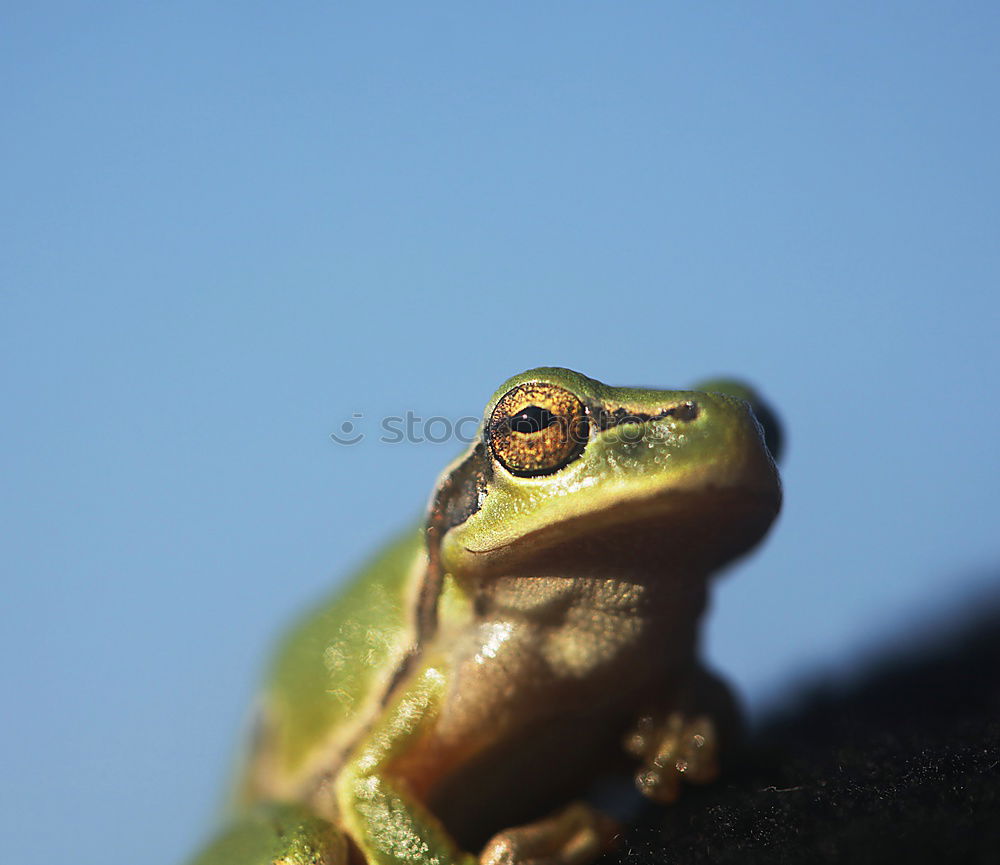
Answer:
[421,443,490,638]
[296,445,490,806]
[261,529,422,806]
[382,442,490,698]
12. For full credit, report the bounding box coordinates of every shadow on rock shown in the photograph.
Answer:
[607,582,1000,865]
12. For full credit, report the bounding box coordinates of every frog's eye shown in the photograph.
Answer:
[488,382,589,477]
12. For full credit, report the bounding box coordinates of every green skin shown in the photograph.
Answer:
[189,368,782,865]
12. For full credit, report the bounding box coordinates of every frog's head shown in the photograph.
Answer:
[428,367,782,581]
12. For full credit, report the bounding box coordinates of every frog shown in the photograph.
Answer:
[188,367,782,865]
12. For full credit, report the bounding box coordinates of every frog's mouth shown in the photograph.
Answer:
[454,480,781,577]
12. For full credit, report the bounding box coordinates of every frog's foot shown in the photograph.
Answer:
[186,803,348,865]
[479,802,619,865]
[624,711,719,804]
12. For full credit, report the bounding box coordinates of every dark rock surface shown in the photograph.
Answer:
[607,602,1000,864]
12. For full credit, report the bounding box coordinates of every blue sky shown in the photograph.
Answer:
[3,5,999,864]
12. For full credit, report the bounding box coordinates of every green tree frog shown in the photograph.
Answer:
[188,367,782,865]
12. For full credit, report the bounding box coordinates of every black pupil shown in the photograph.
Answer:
[511,405,557,434]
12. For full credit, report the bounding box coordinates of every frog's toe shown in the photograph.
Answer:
[479,802,618,865]
[628,712,719,804]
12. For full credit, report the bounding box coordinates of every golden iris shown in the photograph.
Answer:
[488,383,588,476]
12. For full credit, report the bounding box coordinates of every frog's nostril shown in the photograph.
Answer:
[596,401,699,432]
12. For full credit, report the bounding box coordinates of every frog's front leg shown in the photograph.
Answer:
[334,654,618,865]
[624,664,742,804]
[334,661,478,865]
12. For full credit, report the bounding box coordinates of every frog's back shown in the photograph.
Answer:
[240,527,424,802]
